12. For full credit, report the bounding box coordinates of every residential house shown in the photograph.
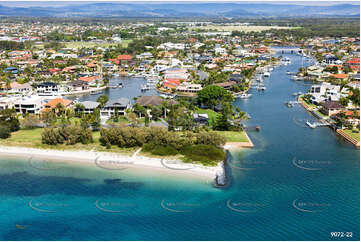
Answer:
[37,82,59,96]
[214,81,237,90]
[320,101,344,116]
[176,83,202,94]
[0,97,17,110]
[0,82,31,93]
[14,96,45,114]
[42,98,72,112]
[76,101,100,114]
[323,54,339,65]
[309,82,342,104]
[135,96,177,108]
[71,80,89,91]
[193,113,209,125]
[101,98,130,117]
[78,76,102,87]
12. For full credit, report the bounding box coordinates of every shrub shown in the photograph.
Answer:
[195,131,226,146]
[41,128,64,145]
[42,125,92,145]
[180,144,226,166]
[142,143,178,156]
[0,125,11,139]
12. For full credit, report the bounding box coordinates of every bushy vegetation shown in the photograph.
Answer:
[180,144,226,166]
[0,125,11,139]
[41,125,93,145]
[0,109,20,139]
[99,126,226,164]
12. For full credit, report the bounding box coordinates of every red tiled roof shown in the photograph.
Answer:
[164,79,181,85]
[346,58,360,65]
[163,83,177,89]
[117,55,132,61]
[78,76,100,82]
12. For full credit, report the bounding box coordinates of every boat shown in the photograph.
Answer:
[239,93,252,99]
[292,92,298,96]
[291,75,302,81]
[257,86,266,91]
[91,90,103,95]
[263,72,270,77]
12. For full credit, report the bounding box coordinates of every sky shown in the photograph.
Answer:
[0,0,359,7]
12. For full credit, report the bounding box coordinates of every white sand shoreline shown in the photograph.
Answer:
[0,146,220,180]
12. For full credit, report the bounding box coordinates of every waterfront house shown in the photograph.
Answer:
[42,98,72,112]
[135,96,177,108]
[214,81,237,90]
[78,76,102,87]
[71,80,89,91]
[76,101,100,114]
[309,82,341,104]
[101,98,130,117]
[176,83,202,94]
[320,101,344,116]
[14,96,45,114]
[37,82,59,96]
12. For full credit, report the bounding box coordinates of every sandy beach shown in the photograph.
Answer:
[0,146,221,179]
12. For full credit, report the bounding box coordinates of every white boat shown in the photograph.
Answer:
[237,93,252,99]
[263,72,270,77]
[91,90,103,95]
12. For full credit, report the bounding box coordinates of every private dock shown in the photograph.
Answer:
[306,121,329,128]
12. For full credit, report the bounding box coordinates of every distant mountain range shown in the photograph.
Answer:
[0,2,359,18]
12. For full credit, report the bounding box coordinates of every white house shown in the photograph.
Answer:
[14,96,45,114]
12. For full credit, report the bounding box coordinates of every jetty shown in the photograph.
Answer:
[306,121,329,128]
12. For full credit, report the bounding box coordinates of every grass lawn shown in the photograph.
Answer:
[106,116,129,125]
[62,40,132,49]
[343,129,360,142]
[195,108,220,127]
[215,131,249,142]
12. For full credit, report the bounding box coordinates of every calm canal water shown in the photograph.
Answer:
[0,51,359,241]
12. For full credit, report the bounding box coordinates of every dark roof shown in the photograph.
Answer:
[135,96,177,106]
[322,101,344,110]
[80,101,99,109]
[105,98,130,108]
[38,82,58,87]
[71,80,88,86]
[229,74,243,82]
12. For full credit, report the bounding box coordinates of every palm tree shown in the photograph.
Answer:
[55,102,65,116]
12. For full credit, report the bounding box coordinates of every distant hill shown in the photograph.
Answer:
[0,2,359,18]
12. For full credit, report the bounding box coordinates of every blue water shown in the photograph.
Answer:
[0,52,359,241]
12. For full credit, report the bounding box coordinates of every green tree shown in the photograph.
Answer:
[97,95,109,108]
[197,85,234,109]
